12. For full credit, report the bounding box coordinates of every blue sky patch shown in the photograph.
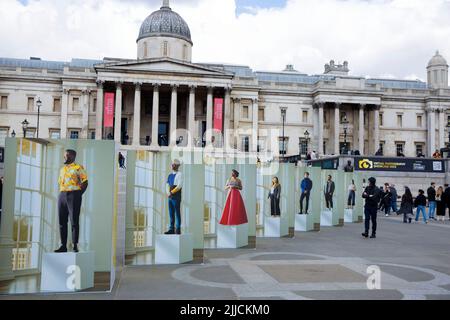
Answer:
[236,0,287,15]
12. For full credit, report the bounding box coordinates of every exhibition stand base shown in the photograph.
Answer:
[155,234,194,264]
[264,216,289,237]
[320,209,333,227]
[40,251,95,292]
[295,214,310,231]
[217,224,248,248]
[344,209,354,223]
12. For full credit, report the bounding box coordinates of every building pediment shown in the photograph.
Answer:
[95,58,233,78]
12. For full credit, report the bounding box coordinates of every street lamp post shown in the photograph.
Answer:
[342,114,349,155]
[280,107,287,161]
[36,97,42,138]
[304,129,310,154]
[22,119,29,138]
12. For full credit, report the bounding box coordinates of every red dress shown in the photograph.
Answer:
[220,179,248,226]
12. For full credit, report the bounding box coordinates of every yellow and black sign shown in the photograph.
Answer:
[355,157,445,173]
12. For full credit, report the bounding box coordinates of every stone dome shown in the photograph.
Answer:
[137,1,192,45]
[428,51,448,67]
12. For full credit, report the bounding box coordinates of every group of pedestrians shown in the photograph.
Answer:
[378,181,450,224]
[379,183,398,216]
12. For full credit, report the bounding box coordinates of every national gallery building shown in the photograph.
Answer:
[1,0,450,159]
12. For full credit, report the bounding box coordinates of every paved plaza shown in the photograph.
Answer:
[2,214,450,300]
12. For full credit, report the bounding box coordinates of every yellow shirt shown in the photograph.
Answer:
[58,163,88,192]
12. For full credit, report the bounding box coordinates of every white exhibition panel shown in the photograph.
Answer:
[125,151,204,265]
[344,209,354,223]
[217,223,249,248]
[40,252,94,292]
[279,164,295,235]
[295,214,308,231]
[264,216,289,237]
[205,157,256,248]
[155,234,194,264]
[320,209,333,226]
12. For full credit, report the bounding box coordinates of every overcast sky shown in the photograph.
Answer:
[1,0,450,81]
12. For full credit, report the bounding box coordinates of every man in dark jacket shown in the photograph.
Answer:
[389,184,398,213]
[324,175,335,209]
[362,177,382,239]
[299,172,313,215]
[444,184,450,220]
[427,182,437,221]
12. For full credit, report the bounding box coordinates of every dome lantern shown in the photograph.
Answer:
[427,50,448,89]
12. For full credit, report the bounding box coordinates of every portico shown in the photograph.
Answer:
[313,94,382,156]
[94,59,233,150]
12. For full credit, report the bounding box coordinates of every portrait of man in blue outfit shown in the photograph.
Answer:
[299,172,313,215]
[165,159,183,235]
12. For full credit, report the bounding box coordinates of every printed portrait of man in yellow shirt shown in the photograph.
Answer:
[55,149,89,253]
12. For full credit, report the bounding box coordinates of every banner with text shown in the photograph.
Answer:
[355,157,445,173]
[104,92,115,128]
[213,98,224,132]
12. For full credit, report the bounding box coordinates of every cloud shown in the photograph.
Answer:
[1,0,450,82]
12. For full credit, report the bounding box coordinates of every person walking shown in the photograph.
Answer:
[381,184,392,217]
[347,179,356,209]
[436,186,446,222]
[389,184,398,213]
[324,175,335,210]
[414,189,428,224]
[118,152,126,169]
[427,182,437,221]
[398,187,414,224]
[362,177,381,239]
[445,184,450,221]
[268,177,281,216]
[299,172,313,215]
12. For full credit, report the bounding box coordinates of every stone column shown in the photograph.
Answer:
[233,98,241,148]
[151,83,160,147]
[132,82,142,146]
[114,82,123,144]
[439,108,446,149]
[334,103,340,155]
[318,103,324,156]
[427,107,436,156]
[206,86,214,145]
[188,85,196,146]
[60,89,69,139]
[95,81,104,140]
[252,98,259,152]
[81,89,90,139]
[169,84,178,147]
[373,105,380,154]
[359,104,365,155]
[223,87,231,149]
[312,106,320,153]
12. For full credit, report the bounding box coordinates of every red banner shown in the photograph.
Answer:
[104,92,115,128]
[213,98,224,132]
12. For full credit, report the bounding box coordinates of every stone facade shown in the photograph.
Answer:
[1,0,450,160]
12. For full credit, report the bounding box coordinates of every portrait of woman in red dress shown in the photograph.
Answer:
[219,169,248,226]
